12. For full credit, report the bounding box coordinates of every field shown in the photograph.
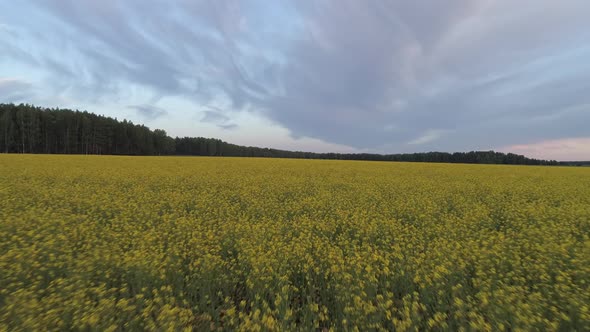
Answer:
[0,155,589,331]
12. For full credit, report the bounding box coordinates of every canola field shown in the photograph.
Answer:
[0,154,589,331]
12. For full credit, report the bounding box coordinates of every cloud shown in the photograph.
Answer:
[1,1,590,158]
[218,123,238,130]
[0,0,283,107]
[258,0,590,152]
[200,109,238,130]
[128,104,168,121]
[0,78,30,91]
[0,78,33,102]
[201,110,230,124]
[408,129,450,145]
[498,137,590,161]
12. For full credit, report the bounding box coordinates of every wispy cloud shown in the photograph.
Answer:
[201,110,230,124]
[1,1,589,158]
[201,109,238,130]
[128,104,168,121]
[408,129,450,145]
[0,78,33,102]
[498,137,590,161]
[218,123,238,130]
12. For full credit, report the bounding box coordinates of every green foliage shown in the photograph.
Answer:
[0,103,175,155]
[0,103,561,165]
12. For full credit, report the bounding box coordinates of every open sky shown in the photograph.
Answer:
[1,1,589,160]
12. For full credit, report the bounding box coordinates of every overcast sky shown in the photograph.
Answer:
[1,1,589,160]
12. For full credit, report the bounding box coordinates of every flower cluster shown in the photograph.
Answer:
[0,155,589,330]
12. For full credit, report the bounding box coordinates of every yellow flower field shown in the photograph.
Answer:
[0,154,589,331]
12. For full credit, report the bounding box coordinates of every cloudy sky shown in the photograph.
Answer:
[1,1,589,160]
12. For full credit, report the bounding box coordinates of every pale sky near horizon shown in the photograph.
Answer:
[1,1,589,160]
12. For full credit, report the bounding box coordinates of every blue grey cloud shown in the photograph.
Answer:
[201,111,230,124]
[1,0,589,154]
[218,123,238,131]
[201,109,238,130]
[128,105,168,121]
[0,78,33,102]
[263,1,590,152]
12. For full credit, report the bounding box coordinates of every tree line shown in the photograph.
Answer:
[0,103,561,165]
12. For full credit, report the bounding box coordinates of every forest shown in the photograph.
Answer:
[0,103,561,165]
